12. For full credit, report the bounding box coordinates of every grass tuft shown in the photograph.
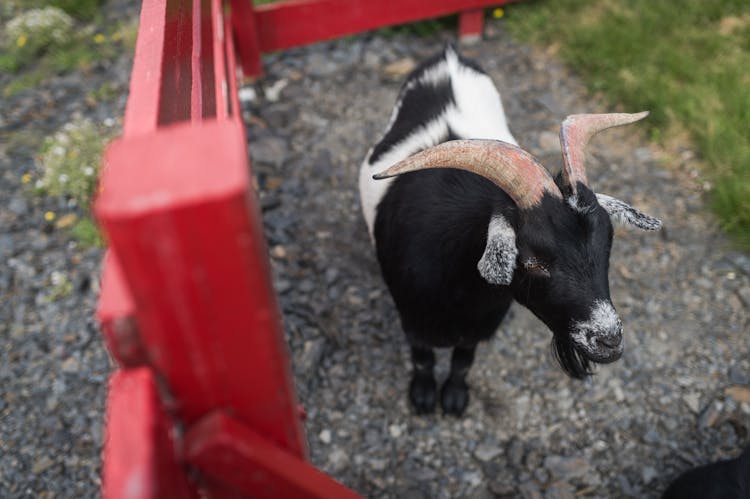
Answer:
[507,0,750,250]
[71,217,103,247]
[36,117,111,208]
[33,118,113,247]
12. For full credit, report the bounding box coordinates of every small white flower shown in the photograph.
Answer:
[6,7,73,46]
[51,271,65,286]
[83,167,94,176]
[58,174,69,183]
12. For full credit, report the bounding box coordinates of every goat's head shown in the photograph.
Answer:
[374,112,661,378]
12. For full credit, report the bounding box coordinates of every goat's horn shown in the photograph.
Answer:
[373,139,561,209]
[559,111,649,194]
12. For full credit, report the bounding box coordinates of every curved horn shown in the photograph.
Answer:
[559,111,649,195]
[373,139,561,209]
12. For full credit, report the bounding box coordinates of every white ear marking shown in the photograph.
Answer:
[596,193,662,231]
[567,195,596,215]
[478,215,517,286]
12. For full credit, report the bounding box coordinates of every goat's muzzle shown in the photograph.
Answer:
[569,300,624,364]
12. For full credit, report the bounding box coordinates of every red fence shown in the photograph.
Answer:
[94,0,515,497]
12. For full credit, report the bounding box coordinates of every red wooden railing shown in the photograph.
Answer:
[94,0,515,497]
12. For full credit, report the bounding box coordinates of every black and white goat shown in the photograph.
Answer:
[359,45,661,415]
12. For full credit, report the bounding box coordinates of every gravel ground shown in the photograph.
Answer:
[2,8,749,499]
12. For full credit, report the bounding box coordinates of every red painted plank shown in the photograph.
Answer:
[230,0,263,77]
[253,0,515,52]
[199,0,218,119]
[159,0,194,127]
[190,0,203,122]
[98,250,148,367]
[102,368,196,499]
[185,411,361,499]
[123,0,168,136]
[458,8,484,43]
[95,119,306,458]
[224,5,242,119]
[212,0,229,120]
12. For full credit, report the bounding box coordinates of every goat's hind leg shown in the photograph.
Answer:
[409,345,437,414]
[441,343,477,416]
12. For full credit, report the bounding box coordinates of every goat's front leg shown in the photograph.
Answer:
[441,343,477,416]
[409,345,437,414]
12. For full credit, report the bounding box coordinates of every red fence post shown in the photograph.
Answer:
[102,368,196,499]
[185,412,362,499]
[458,9,484,43]
[230,0,264,77]
[97,120,307,457]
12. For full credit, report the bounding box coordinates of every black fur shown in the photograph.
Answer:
[662,446,750,499]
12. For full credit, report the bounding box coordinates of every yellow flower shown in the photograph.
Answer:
[17,34,27,48]
[22,173,32,184]
[44,211,56,222]
[94,33,106,44]
[493,8,505,19]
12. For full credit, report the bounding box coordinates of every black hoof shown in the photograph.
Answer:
[440,377,469,416]
[409,375,437,414]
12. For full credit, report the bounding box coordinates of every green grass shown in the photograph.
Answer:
[1,4,134,96]
[506,0,750,250]
[3,0,105,22]
[71,217,103,247]
[2,37,117,97]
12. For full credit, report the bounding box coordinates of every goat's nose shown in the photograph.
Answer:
[596,320,623,349]
[596,334,622,349]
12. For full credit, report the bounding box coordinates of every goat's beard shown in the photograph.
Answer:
[551,335,593,379]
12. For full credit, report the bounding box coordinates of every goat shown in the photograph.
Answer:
[662,445,750,499]
[358,45,661,415]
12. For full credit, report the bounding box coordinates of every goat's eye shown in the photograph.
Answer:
[523,258,550,277]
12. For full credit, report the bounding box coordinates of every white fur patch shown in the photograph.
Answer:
[595,193,662,231]
[477,215,517,286]
[570,300,621,351]
[359,47,517,240]
[359,118,450,238]
[442,47,516,144]
[566,195,594,215]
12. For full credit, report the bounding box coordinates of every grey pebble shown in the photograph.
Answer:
[248,135,289,168]
[543,455,590,481]
[698,401,724,429]
[474,440,503,462]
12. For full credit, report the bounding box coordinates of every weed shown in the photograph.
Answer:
[1,7,75,72]
[36,117,112,209]
[46,270,74,302]
[71,217,103,247]
[33,117,113,248]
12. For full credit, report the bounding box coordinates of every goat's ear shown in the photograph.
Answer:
[596,193,662,231]
[478,215,518,286]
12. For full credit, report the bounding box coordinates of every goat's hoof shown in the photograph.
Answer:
[440,378,469,416]
[409,376,437,414]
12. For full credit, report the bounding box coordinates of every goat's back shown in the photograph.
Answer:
[359,45,516,237]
